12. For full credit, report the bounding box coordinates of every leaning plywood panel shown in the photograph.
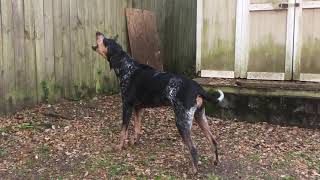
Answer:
[126,8,163,70]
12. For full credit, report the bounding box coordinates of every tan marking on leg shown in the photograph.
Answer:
[195,109,219,164]
[196,96,203,108]
[116,126,127,150]
[130,108,144,145]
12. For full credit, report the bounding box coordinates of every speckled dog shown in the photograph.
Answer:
[92,32,224,174]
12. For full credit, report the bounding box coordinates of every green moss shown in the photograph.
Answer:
[301,38,320,74]
[40,80,49,103]
[248,35,285,73]
[201,39,235,71]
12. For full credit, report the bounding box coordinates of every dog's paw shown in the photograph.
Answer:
[129,137,140,146]
[213,160,219,166]
[189,167,198,175]
[113,144,124,151]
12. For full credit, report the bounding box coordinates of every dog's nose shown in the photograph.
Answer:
[92,45,98,51]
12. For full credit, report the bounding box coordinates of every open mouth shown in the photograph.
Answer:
[92,45,98,51]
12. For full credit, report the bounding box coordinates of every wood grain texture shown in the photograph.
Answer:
[0,0,5,114]
[53,0,63,98]
[24,0,38,105]
[33,0,45,102]
[61,0,72,97]
[1,0,16,112]
[126,8,163,71]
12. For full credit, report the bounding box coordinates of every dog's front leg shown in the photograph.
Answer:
[130,107,144,145]
[116,103,133,150]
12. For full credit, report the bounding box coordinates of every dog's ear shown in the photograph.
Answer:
[96,31,104,38]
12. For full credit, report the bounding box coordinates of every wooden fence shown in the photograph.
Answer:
[0,0,197,114]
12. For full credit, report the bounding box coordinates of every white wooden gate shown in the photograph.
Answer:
[197,0,320,82]
[293,0,320,82]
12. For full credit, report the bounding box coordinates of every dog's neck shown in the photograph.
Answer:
[108,51,139,93]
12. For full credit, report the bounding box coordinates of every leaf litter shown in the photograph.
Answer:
[0,94,319,179]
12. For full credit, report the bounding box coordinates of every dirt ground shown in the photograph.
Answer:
[0,94,319,179]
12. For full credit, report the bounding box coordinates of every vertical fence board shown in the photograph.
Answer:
[84,0,94,91]
[61,0,72,98]
[33,0,45,102]
[77,0,87,92]
[0,0,5,114]
[24,0,38,106]
[12,0,26,110]
[53,0,63,99]
[70,0,78,97]
[44,0,55,101]
[92,0,100,93]
[1,0,16,112]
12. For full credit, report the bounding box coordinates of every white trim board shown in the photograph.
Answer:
[235,0,249,78]
[196,0,203,73]
[302,1,320,9]
[247,72,285,80]
[300,73,320,82]
[201,70,235,79]
[249,3,280,11]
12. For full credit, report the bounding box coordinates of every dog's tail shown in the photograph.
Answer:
[199,88,224,104]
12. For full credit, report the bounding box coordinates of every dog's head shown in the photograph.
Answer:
[92,32,123,59]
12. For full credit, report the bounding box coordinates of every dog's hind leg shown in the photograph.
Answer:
[130,107,144,145]
[116,103,133,150]
[194,108,219,165]
[175,107,199,174]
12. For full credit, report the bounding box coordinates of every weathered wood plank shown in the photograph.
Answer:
[70,0,78,97]
[84,0,94,92]
[44,0,55,101]
[126,8,163,70]
[61,0,72,97]
[12,0,26,110]
[0,0,5,114]
[96,0,107,94]
[24,0,38,106]
[1,0,16,112]
[53,0,63,99]
[33,0,46,102]
[82,0,95,91]
[77,0,87,92]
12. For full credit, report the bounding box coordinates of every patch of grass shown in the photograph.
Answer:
[293,152,314,168]
[36,145,50,159]
[109,163,132,177]
[88,157,133,176]
[142,154,157,166]
[199,155,210,165]
[155,174,176,180]
[207,173,221,180]
[247,152,261,163]
[0,148,8,158]
[281,175,296,180]
[25,158,35,168]
[18,122,35,130]
[0,127,11,134]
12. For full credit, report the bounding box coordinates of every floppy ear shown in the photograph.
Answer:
[96,31,104,38]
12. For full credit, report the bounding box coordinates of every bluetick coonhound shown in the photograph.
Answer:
[92,32,224,174]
